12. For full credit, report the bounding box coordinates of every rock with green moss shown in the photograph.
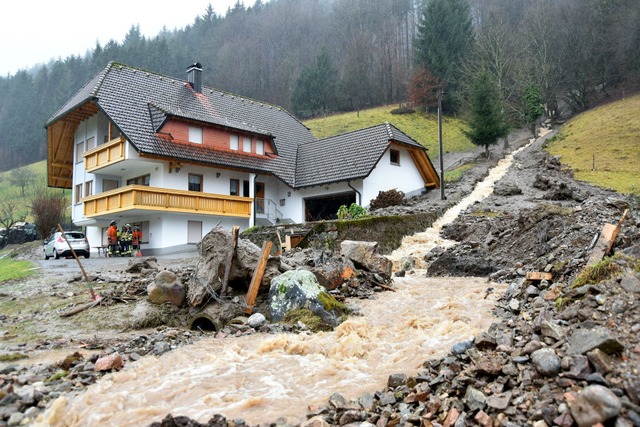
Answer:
[269,269,346,328]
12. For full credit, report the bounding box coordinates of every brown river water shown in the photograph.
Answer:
[38,139,537,426]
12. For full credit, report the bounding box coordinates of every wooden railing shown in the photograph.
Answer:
[84,136,125,172]
[83,185,252,218]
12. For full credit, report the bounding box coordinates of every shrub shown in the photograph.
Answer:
[390,107,415,115]
[337,203,368,220]
[369,189,405,210]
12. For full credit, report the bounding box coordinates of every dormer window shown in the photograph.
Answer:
[189,126,203,144]
[256,140,264,155]
[230,134,239,150]
[243,136,252,152]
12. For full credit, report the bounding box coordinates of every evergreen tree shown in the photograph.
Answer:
[463,71,509,158]
[291,48,337,118]
[523,83,544,137]
[414,0,473,111]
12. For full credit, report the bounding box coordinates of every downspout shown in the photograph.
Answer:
[252,173,258,227]
[347,180,361,206]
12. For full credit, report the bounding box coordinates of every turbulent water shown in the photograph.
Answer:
[39,139,535,426]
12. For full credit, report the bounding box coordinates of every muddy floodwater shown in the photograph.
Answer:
[39,136,538,426]
[41,276,503,426]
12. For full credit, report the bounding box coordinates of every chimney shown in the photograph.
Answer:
[187,62,203,93]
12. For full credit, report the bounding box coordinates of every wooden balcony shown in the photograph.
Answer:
[84,136,125,172]
[83,185,252,218]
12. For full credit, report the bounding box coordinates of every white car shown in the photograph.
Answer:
[44,231,90,259]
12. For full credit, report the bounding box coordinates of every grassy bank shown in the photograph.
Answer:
[547,95,640,195]
[0,256,37,282]
[304,105,473,154]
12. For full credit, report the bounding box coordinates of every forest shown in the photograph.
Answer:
[0,0,638,172]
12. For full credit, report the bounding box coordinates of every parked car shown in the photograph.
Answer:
[44,231,90,259]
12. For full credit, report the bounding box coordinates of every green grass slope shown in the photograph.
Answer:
[304,105,473,154]
[0,161,49,222]
[547,95,640,195]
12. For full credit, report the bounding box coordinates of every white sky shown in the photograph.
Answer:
[0,0,243,76]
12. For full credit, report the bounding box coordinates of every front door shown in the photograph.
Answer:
[255,182,265,214]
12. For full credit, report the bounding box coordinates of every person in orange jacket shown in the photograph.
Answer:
[107,220,118,257]
[132,225,142,256]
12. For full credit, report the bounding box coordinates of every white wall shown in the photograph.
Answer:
[362,146,425,206]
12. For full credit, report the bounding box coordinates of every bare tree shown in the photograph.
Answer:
[31,189,67,241]
[9,167,33,197]
[0,197,23,232]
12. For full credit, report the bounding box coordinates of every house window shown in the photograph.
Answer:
[243,136,252,152]
[256,140,264,155]
[188,174,203,192]
[75,183,83,204]
[230,134,239,150]
[230,179,239,196]
[242,180,250,197]
[75,140,85,164]
[390,149,400,165]
[189,126,203,144]
[86,136,96,151]
[187,220,202,244]
[85,180,93,197]
[103,179,119,192]
[127,174,150,186]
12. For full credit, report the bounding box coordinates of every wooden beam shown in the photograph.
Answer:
[221,226,239,296]
[525,272,553,281]
[244,240,272,315]
[586,209,628,266]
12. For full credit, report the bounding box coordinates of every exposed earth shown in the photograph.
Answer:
[1,126,639,427]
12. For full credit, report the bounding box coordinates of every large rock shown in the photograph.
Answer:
[567,327,624,355]
[269,269,343,327]
[188,226,281,306]
[147,270,185,306]
[570,385,621,427]
[341,240,391,276]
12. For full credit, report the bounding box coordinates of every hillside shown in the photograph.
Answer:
[547,94,640,195]
[304,105,473,154]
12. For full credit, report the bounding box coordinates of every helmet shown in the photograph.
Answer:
[125,224,131,228]
[110,220,117,226]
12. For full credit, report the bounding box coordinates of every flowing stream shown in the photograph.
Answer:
[39,141,532,426]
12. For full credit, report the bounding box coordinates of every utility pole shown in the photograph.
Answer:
[438,90,446,200]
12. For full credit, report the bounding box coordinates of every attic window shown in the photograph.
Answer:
[189,126,203,144]
[243,137,252,153]
[256,140,264,155]
[390,149,400,166]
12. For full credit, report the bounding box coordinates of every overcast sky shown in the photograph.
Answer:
[0,0,243,76]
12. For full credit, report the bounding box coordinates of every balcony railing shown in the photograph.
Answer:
[83,185,252,218]
[84,136,125,172]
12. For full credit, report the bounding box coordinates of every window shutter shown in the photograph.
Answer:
[187,221,202,244]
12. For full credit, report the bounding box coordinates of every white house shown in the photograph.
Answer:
[46,62,439,254]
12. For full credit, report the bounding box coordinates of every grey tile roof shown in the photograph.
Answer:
[47,63,428,189]
[294,123,426,188]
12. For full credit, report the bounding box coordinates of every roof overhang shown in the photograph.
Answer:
[47,100,100,189]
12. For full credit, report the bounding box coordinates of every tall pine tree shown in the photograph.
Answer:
[464,71,509,158]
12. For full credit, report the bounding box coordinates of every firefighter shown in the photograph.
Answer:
[132,225,142,256]
[119,224,130,256]
[107,220,118,257]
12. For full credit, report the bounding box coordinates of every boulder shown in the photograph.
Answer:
[340,240,391,276]
[570,385,621,427]
[188,226,281,306]
[95,353,124,371]
[147,270,185,306]
[269,269,344,327]
[567,327,624,355]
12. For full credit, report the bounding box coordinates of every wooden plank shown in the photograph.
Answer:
[586,209,628,266]
[526,272,553,281]
[244,240,273,315]
[221,226,240,296]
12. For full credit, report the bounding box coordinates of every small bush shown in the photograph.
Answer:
[572,257,623,287]
[337,203,368,220]
[369,189,405,210]
[390,107,415,115]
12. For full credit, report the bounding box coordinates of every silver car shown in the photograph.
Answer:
[44,231,91,259]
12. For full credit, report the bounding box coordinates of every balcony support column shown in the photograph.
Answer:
[249,173,256,227]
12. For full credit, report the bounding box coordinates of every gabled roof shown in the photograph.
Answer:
[47,62,313,186]
[294,123,427,188]
[47,62,438,190]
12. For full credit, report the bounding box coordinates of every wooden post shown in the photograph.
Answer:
[56,224,98,301]
[244,240,272,315]
[221,226,240,296]
[586,209,628,266]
